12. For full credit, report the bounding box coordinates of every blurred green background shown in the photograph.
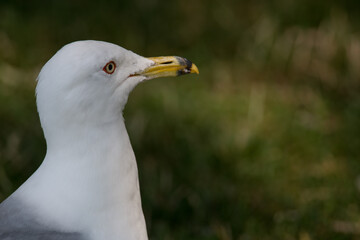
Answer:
[1,0,360,239]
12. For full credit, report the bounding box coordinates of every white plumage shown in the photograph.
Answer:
[0,40,198,240]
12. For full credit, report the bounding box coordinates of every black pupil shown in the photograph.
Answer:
[108,64,113,71]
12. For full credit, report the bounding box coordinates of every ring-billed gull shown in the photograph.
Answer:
[0,40,199,240]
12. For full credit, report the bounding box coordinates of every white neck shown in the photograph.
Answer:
[14,119,148,240]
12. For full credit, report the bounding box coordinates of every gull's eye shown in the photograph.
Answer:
[103,61,116,74]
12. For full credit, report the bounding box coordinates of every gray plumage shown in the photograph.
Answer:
[0,197,84,240]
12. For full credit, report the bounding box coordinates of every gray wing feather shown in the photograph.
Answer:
[0,231,82,240]
[0,196,85,240]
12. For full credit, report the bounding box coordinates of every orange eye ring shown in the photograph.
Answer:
[103,61,116,74]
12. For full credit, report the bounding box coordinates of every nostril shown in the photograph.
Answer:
[162,61,173,65]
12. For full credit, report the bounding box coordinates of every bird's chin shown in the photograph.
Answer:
[127,74,148,83]
[116,75,147,95]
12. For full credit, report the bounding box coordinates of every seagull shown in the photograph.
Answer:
[0,40,199,240]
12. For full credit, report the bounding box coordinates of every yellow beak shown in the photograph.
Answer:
[136,56,199,79]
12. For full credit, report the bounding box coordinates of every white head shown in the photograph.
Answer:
[35,40,198,149]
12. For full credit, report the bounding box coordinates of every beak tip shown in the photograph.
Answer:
[191,64,200,75]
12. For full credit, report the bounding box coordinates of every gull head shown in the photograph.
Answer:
[35,40,198,146]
